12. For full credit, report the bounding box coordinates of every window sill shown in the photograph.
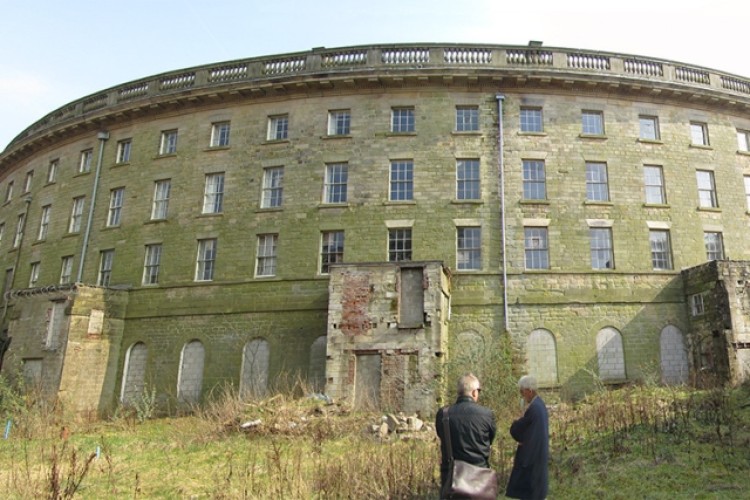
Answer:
[205,146,230,152]
[31,239,46,246]
[637,138,663,145]
[318,203,350,209]
[520,199,550,205]
[321,134,352,140]
[584,200,613,206]
[386,132,417,137]
[73,172,91,178]
[383,200,417,206]
[697,206,721,213]
[144,218,169,225]
[63,232,80,238]
[43,182,56,187]
[579,133,607,140]
[263,139,289,145]
[154,153,177,160]
[451,131,481,136]
[102,225,121,231]
[254,275,279,280]
[737,150,750,156]
[642,203,670,209]
[196,213,223,219]
[111,162,130,168]
[256,207,284,213]
[518,131,546,137]
[451,199,483,205]
[689,144,712,150]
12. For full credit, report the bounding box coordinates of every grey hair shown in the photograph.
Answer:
[457,373,480,396]
[518,375,538,391]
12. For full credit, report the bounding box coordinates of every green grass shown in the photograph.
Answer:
[0,383,748,498]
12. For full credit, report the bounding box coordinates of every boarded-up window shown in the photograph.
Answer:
[596,327,626,381]
[527,329,558,386]
[660,325,689,385]
[177,340,204,404]
[354,353,381,409]
[121,342,148,405]
[45,301,66,350]
[399,267,424,328]
[308,336,327,392]
[240,338,270,399]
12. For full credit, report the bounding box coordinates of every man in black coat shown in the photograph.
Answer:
[506,375,549,500]
[435,373,497,492]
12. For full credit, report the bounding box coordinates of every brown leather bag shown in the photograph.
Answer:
[440,406,498,499]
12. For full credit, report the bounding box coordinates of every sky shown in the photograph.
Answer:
[1,0,748,151]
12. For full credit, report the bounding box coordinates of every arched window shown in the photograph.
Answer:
[660,325,689,384]
[240,338,270,398]
[527,329,558,386]
[308,336,327,392]
[120,342,148,405]
[596,327,626,381]
[177,340,204,404]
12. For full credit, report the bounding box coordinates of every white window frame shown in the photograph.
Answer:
[79,149,93,173]
[98,249,114,286]
[524,227,549,270]
[690,121,710,146]
[151,179,171,220]
[210,121,231,147]
[590,227,614,270]
[47,160,58,183]
[195,239,217,281]
[5,181,13,203]
[29,261,40,287]
[456,159,480,200]
[586,162,609,202]
[320,231,344,274]
[690,293,705,316]
[23,171,33,193]
[389,160,414,201]
[159,129,178,155]
[520,107,543,133]
[649,230,673,270]
[69,197,85,233]
[582,110,604,135]
[639,115,660,141]
[267,115,289,141]
[202,173,224,214]
[12,214,24,249]
[107,188,125,227]
[328,110,351,136]
[116,139,132,164]
[457,226,481,270]
[696,170,718,208]
[391,107,415,133]
[60,255,74,284]
[324,163,348,204]
[523,160,546,200]
[643,165,666,204]
[38,205,51,241]
[704,232,724,261]
[737,129,750,152]
[256,234,278,277]
[143,243,162,285]
[261,167,284,208]
[456,106,479,132]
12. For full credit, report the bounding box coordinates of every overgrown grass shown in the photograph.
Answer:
[0,375,749,498]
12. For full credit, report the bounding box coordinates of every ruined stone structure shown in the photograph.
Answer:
[1,43,750,416]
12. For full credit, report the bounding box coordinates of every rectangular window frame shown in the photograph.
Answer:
[23,171,33,193]
[320,231,344,275]
[116,139,132,164]
[98,249,114,286]
[643,165,666,204]
[143,243,162,285]
[524,227,550,270]
[261,167,284,208]
[391,107,415,133]
[159,129,178,155]
[590,227,614,270]
[649,230,673,270]
[324,163,348,204]
[690,121,710,146]
[456,159,480,200]
[639,115,660,141]
[210,121,231,148]
[457,226,481,271]
[151,179,171,220]
[737,129,750,152]
[704,231,724,261]
[69,197,85,233]
[47,160,58,183]
[202,173,225,214]
[255,234,278,277]
[60,255,74,284]
[12,214,25,249]
[38,205,51,241]
[388,228,412,262]
[523,159,547,200]
[29,261,40,287]
[586,162,610,202]
[195,238,217,282]
[690,293,705,316]
[267,115,289,141]
[107,188,124,227]
[455,106,479,132]
[389,160,414,201]
[79,149,93,173]
[581,110,604,135]
[520,107,543,133]
[328,110,351,136]
[696,170,718,208]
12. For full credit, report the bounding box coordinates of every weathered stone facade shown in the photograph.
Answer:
[2,44,750,416]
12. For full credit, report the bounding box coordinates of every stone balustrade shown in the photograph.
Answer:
[5,43,750,153]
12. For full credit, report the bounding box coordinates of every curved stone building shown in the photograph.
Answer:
[1,43,749,415]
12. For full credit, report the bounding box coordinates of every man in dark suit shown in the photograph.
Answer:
[435,373,497,493]
[506,375,549,499]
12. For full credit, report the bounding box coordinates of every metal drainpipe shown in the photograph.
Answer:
[77,131,109,283]
[496,94,509,332]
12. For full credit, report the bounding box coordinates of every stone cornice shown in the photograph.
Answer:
[3,43,750,171]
